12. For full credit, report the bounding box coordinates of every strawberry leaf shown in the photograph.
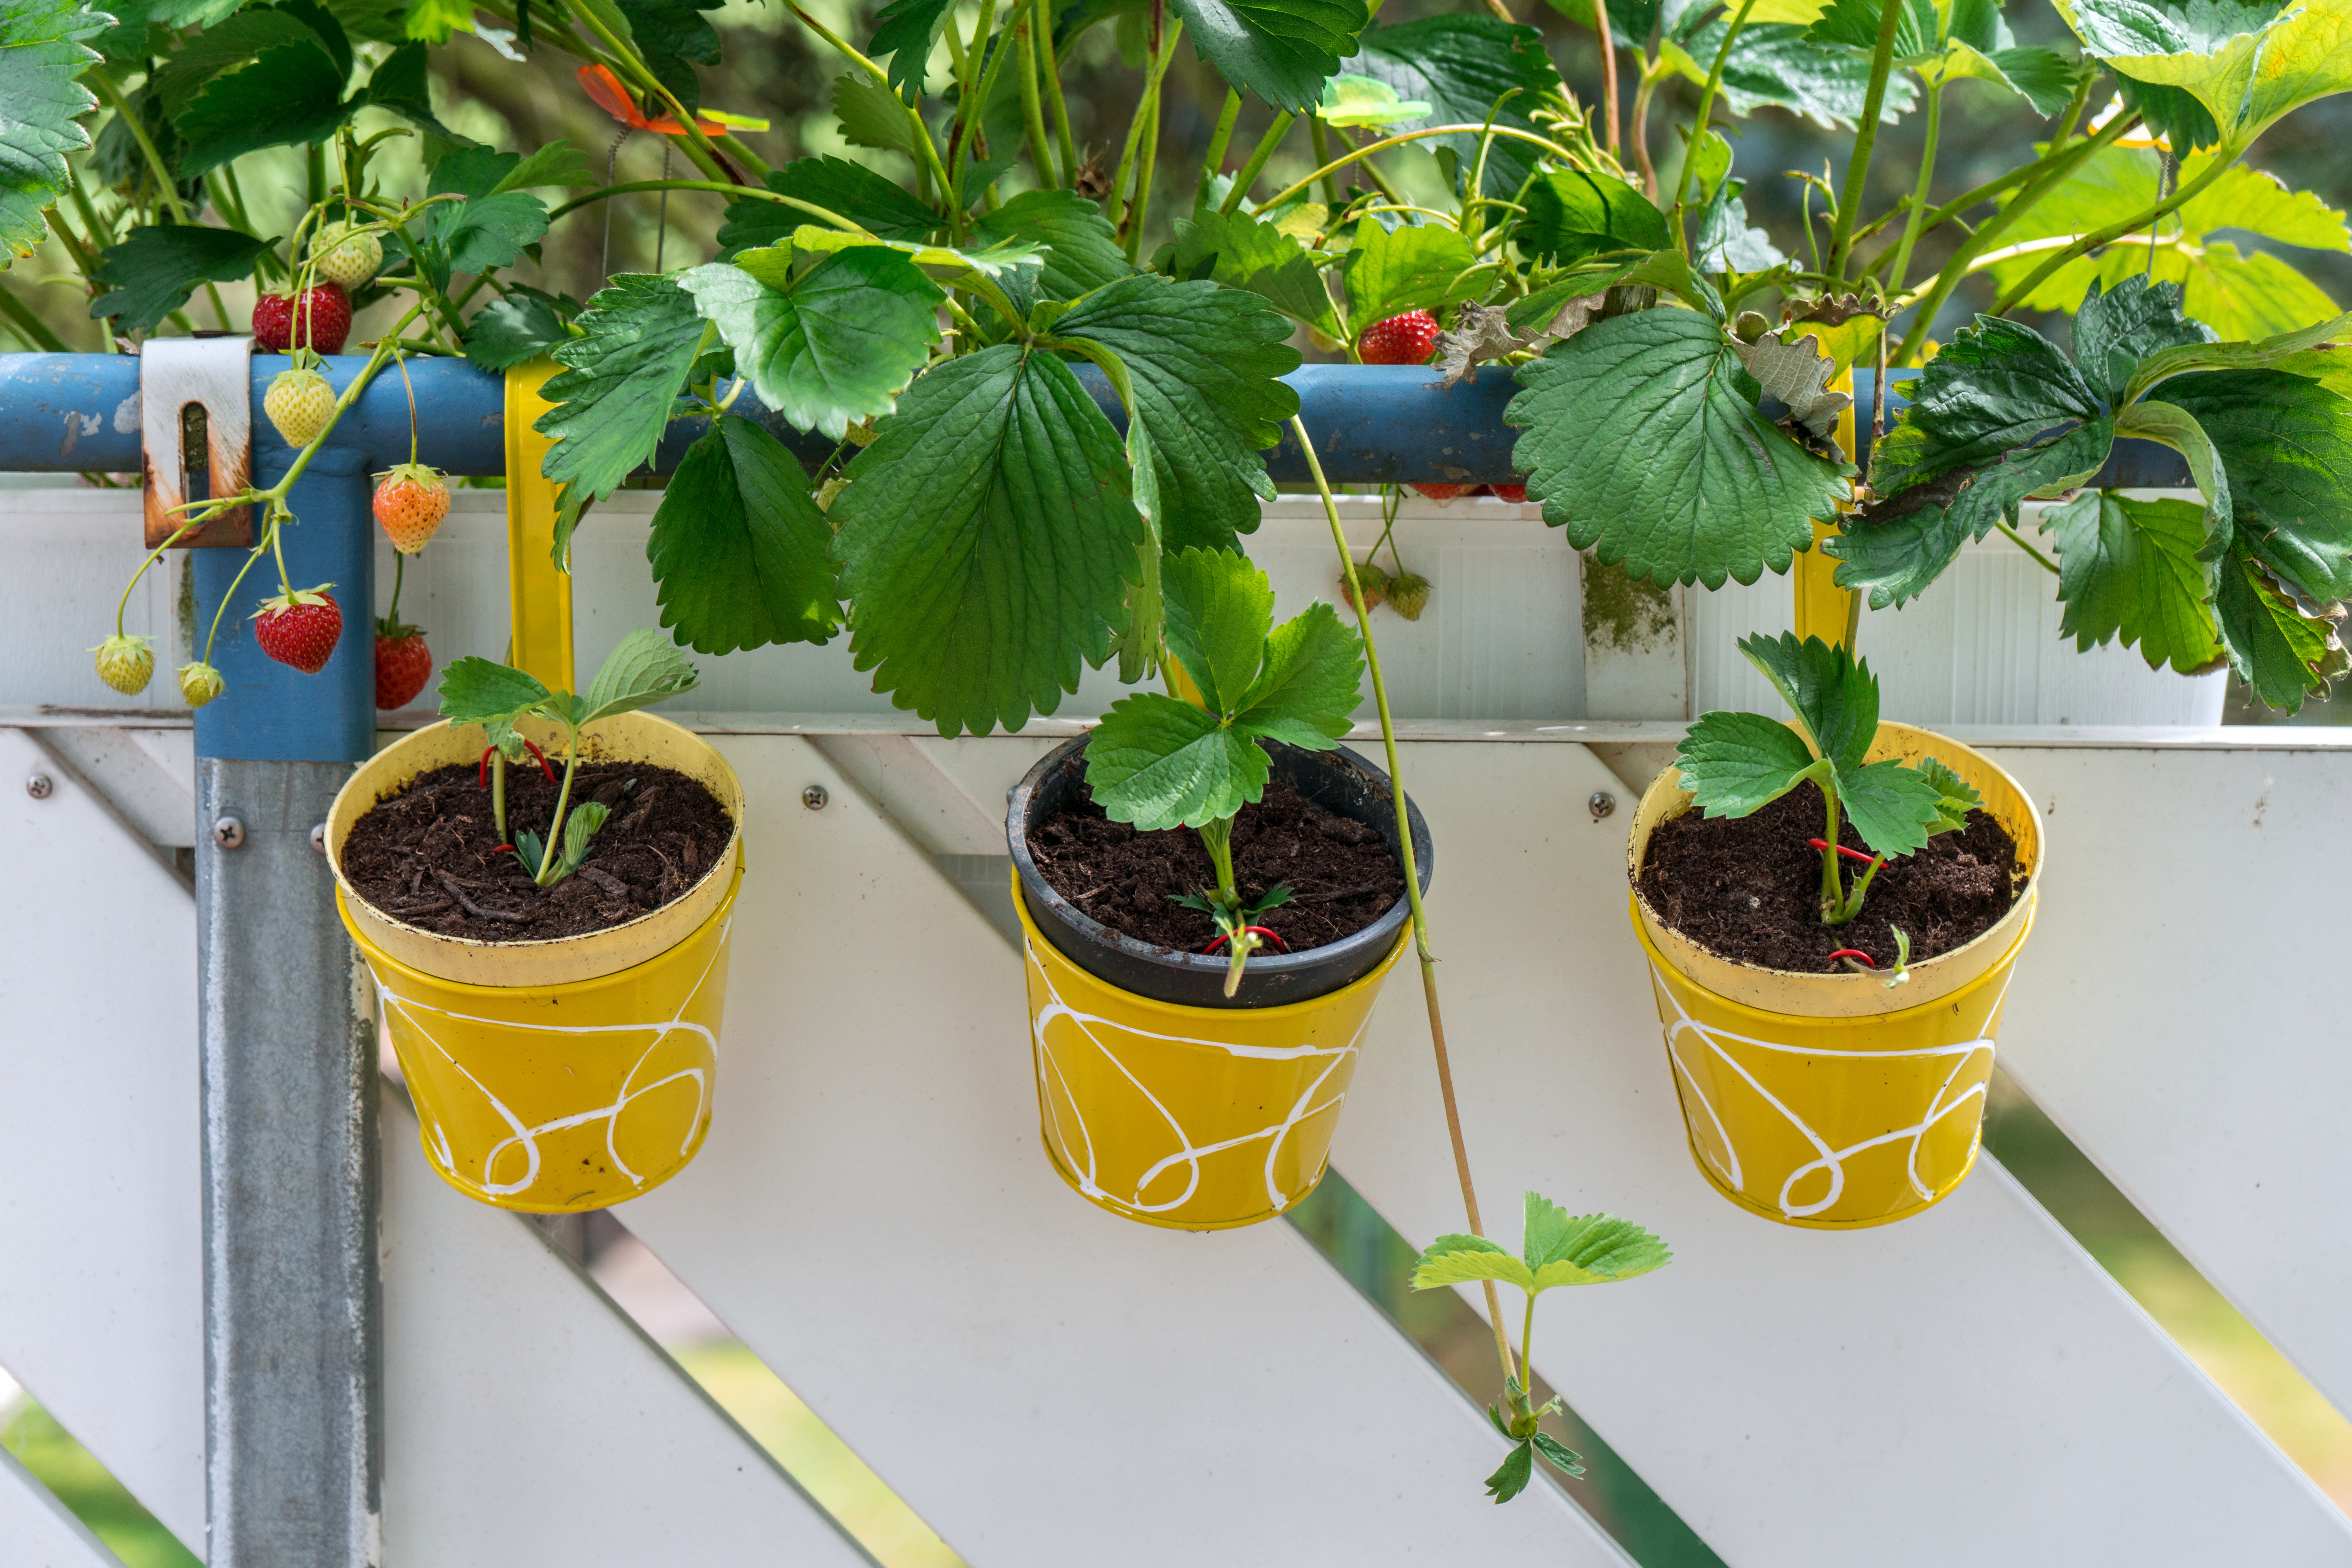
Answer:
[2162,368,2352,604]
[1484,1441,1536,1503]
[831,345,1144,736]
[1867,316,2103,499]
[438,656,553,725]
[650,415,843,653]
[1675,710,1823,818]
[1166,0,1373,112]
[1160,544,1276,709]
[1166,208,1343,342]
[1,0,108,263]
[2216,547,2341,711]
[87,222,270,334]
[175,38,355,175]
[973,189,1132,315]
[1410,1234,1536,1292]
[1085,692,1270,830]
[1737,631,1877,769]
[868,0,954,96]
[2071,274,2215,406]
[1339,15,1561,197]
[1235,600,1362,747]
[717,156,942,255]
[2044,491,2228,673]
[1505,309,1851,589]
[678,245,943,440]
[1831,757,1952,860]
[1341,218,1479,338]
[1520,1196,1673,1290]
[1515,168,1668,267]
[463,291,571,373]
[1670,19,1916,128]
[1531,1432,1586,1478]
[1052,274,1301,552]
[535,273,713,526]
[1915,757,1984,837]
[581,626,698,723]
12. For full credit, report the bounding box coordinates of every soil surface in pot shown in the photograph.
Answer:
[341,760,731,941]
[1637,781,2022,973]
[1032,781,1404,956]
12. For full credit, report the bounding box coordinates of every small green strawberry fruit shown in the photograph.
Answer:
[93,633,154,695]
[264,368,336,449]
[1341,560,1389,615]
[311,223,382,290]
[1387,572,1432,621]
[178,661,225,708]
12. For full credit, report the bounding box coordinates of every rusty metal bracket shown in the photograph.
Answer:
[140,336,255,549]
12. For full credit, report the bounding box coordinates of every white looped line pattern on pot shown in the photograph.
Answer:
[374,920,730,1199]
[1651,964,2007,1220]
[1025,939,1364,1219]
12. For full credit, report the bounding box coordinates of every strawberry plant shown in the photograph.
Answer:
[1676,632,1980,927]
[1412,1192,1671,1503]
[1084,546,1365,995]
[437,629,698,888]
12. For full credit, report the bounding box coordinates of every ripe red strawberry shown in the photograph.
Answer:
[375,617,432,709]
[372,463,450,554]
[1410,482,1472,502]
[1358,309,1440,366]
[1488,482,1528,503]
[253,586,342,674]
[252,284,352,355]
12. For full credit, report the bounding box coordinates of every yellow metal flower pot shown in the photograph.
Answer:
[328,715,744,1211]
[1628,723,2043,1229]
[1015,877,1410,1231]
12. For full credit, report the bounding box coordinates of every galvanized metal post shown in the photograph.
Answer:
[189,357,383,1567]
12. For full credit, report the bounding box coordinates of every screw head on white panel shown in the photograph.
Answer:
[802,785,829,811]
[212,816,246,849]
[1588,791,1616,820]
[310,823,328,853]
[25,773,52,799]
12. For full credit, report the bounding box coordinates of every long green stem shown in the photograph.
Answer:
[1992,152,2236,315]
[784,2,960,231]
[1883,83,1942,296]
[1892,109,2136,365]
[1017,16,1056,190]
[536,743,581,883]
[949,0,1005,198]
[87,77,231,329]
[1865,83,2093,278]
[1516,1289,1538,1422]
[492,753,508,843]
[1824,0,1908,279]
[1669,0,1758,250]
[1630,65,1661,198]
[1290,413,1516,1400]
[548,180,862,229]
[1996,517,2060,574]
[0,283,66,351]
[1198,89,1241,209]
[1819,779,1844,918]
[1198,815,1238,903]
[1253,124,1575,213]
[1108,15,1178,235]
[198,542,267,669]
[1216,112,1297,214]
[1035,0,1077,188]
[1310,115,1341,207]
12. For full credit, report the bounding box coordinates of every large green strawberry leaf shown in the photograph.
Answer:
[2164,368,2352,603]
[1832,419,2117,607]
[677,245,944,440]
[1168,0,1374,112]
[1340,217,1478,337]
[1166,207,1343,340]
[868,0,953,95]
[175,37,356,174]
[1505,309,1852,589]
[1087,547,1362,830]
[1515,168,1668,268]
[1867,315,2103,497]
[2056,0,2352,151]
[1052,273,1301,552]
[1338,15,1562,198]
[463,289,572,373]
[1519,1196,1673,1290]
[2071,273,2216,407]
[86,222,270,333]
[1674,711,1824,817]
[149,7,320,116]
[648,414,842,653]
[973,188,1132,315]
[1987,147,2348,337]
[2216,545,2340,708]
[717,157,942,256]
[1666,19,1917,128]
[832,345,1145,737]
[1741,628,1878,769]
[2042,491,2227,671]
[2113,397,2235,554]
[536,273,713,524]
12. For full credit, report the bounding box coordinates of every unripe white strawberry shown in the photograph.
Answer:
[265,368,336,448]
[311,223,381,290]
[92,633,154,695]
[178,661,225,708]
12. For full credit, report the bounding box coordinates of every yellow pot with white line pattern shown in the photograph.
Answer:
[328,717,743,1212]
[1627,723,2043,1229]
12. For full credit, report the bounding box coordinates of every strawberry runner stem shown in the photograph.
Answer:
[1290,414,1521,1399]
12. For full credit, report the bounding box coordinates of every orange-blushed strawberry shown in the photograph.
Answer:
[372,463,450,554]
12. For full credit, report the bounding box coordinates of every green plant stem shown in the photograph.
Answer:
[0,284,66,351]
[492,753,508,843]
[1108,14,1180,236]
[198,542,266,670]
[1996,517,2060,574]
[1892,109,2137,365]
[1630,64,1662,198]
[387,549,408,624]
[1310,115,1341,207]
[950,0,1006,197]
[1883,82,1942,296]
[111,519,200,635]
[1216,113,1297,215]
[548,180,861,230]
[1862,87,2094,276]
[1515,1287,1538,1425]
[784,2,961,232]
[536,742,581,883]
[1198,89,1241,209]
[1669,0,1758,251]
[86,76,232,330]
[1197,815,1238,903]
[1818,780,1845,918]
[1992,151,2236,315]
[1253,124,1575,213]
[1824,0,1907,280]
[1017,16,1056,190]
[1125,86,1163,261]
[1290,412,1517,1401]
[1593,0,1622,154]
[1035,0,1078,188]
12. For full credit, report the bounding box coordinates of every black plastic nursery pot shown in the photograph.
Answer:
[1005,735,1433,1230]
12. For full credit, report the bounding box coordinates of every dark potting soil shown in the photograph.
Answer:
[340,759,732,942]
[1635,781,2023,973]
[1031,781,1405,956]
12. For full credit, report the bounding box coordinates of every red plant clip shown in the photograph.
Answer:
[520,738,558,784]
[1205,925,1289,955]
[479,745,493,787]
[1808,837,1878,866]
[1826,948,1876,967]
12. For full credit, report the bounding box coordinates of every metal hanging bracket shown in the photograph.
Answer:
[140,335,255,549]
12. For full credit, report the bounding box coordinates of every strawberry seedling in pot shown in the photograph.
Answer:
[1084,548,1365,997]
[437,629,699,888]
[1413,1193,1670,1503]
